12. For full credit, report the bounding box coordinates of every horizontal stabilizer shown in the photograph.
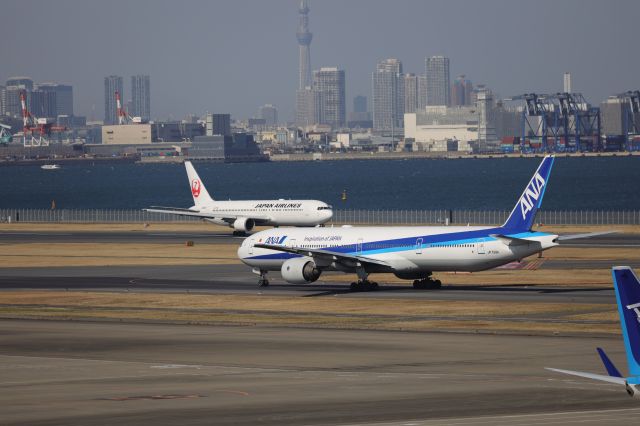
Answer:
[545,367,627,385]
[490,234,531,246]
[557,231,617,241]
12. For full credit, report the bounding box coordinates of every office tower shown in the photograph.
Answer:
[259,104,278,126]
[417,75,427,110]
[563,72,572,93]
[476,88,499,151]
[30,90,57,118]
[372,58,404,131]
[451,75,473,106]
[295,0,314,126]
[353,95,367,113]
[131,75,151,121]
[425,56,450,106]
[404,73,418,114]
[0,85,5,116]
[36,83,74,116]
[104,75,123,125]
[206,113,231,136]
[5,77,34,118]
[312,67,345,128]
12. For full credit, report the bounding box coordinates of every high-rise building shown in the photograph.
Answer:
[30,90,57,119]
[476,88,499,151]
[425,56,450,106]
[404,73,418,114]
[417,75,427,110]
[451,75,473,107]
[563,72,572,93]
[36,83,74,116]
[131,75,151,121]
[5,77,34,118]
[353,95,367,113]
[104,75,123,125]
[259,104,278,126]
[295,0,313,126]
[312,67,346,128]
[372,58,404,131]
[0,85,5,116]
[206,113,231,136]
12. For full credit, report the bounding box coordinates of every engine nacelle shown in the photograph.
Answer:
[232,217,255,233]
[281,257,321,284]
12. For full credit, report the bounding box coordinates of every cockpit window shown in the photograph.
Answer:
[317,206,332,210]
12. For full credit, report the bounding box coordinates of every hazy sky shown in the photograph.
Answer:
[2,0,638,121]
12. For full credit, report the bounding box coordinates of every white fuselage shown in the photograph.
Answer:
[238,225,559,278]
[198,199,333,227]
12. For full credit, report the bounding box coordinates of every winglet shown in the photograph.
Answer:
[185,161,214,207]
[597,347,623,378]
[502,155,554,232]
[612,266,640,377]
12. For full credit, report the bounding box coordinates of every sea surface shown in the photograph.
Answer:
[1,156,639,211]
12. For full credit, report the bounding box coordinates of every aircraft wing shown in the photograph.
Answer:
[545,367,627,385]
[557,231,617,241]
[253,243,392,267]
[143,207,271,223]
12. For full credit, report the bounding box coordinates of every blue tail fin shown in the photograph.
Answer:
[612,266,640,377]
[502,155,555,232]
[597,347,623,377]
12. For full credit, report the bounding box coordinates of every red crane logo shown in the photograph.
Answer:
[191,179,201,197]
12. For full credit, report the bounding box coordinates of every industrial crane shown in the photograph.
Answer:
[20,91,66,147]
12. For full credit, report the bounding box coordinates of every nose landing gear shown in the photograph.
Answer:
[253,269,269,287]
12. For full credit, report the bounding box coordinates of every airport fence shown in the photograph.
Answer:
[0,208,639,226]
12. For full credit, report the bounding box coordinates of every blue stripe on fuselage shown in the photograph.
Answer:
[246,229,552,260]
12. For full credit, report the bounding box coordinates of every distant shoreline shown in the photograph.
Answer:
[1,150,638,167]
[268,151,640,162]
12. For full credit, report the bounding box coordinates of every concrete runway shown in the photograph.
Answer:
[1,319,637,426]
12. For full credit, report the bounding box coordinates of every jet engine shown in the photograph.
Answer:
[280,257,321,284]
[232,217,255,233]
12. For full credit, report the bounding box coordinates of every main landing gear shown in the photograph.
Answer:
[412,277,442,289]
[349,263,378,292]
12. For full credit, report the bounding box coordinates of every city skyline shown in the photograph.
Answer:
[1,0,638,122]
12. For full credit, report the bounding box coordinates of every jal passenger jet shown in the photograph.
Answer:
[238,155,606,289]
[145,161,333,235]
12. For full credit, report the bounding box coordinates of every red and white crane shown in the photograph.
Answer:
[20,91,66,147]
[115,90,132,124]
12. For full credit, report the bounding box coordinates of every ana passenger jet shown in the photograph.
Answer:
[547,266,640,399]
[238,155,606,289]
[145,161,333,235]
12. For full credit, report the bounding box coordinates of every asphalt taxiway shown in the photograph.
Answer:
[1,230,637,303]
[1,319,637,426]
[0,263,619,303]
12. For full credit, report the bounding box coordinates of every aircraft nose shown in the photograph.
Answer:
[237,243,247,261]
[324,209,334,222]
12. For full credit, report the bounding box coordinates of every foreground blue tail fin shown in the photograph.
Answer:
[612,266,640,377]
[597,347,623,377]
[502,155,555,232]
